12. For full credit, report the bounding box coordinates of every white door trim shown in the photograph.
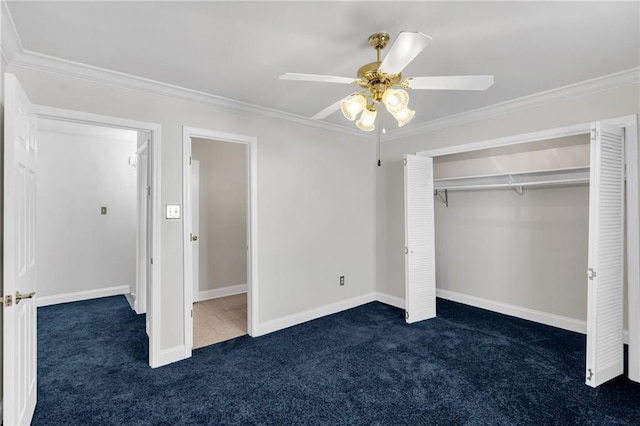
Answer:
[415,114,639,384]
[34,105,164,368]
[182,126,258,358]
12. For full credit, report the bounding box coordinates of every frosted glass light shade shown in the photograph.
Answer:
[392,106,416,127]
[340,94,367,121]
[356,107,377,132]
[382,89,409,113]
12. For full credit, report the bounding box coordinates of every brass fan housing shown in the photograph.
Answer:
[356,33,405,102]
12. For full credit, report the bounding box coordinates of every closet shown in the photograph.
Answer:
[404,120,634,388]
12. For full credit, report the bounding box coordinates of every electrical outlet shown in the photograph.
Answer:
[340,276,345,286]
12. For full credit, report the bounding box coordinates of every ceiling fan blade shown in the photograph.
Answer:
[408,75,495,91]
[279,73,355,84]
[311,96,351,120]
[378,31,432,75]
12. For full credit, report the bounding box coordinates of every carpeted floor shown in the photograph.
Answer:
[33,296,640,425]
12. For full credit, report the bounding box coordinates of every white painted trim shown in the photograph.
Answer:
[37,286,130,307]
[196,285,247,302]
[125,293,136,311]
[33,105,163,369]
[254,293,377,337]
[626,119,640,382]
[152,346,186,369]
[418,123,591,158]
[436,289,587,334]
[387,68,640,141]
[375,292,405,310]
[183,127,259,361]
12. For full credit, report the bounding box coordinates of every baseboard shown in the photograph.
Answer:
[436,289,588,334]
[375,292,405,309]
[125,293,136,310]
[150,345,186,369]
[196,284,247,302]
[37,285,130,307]
[253,292,377,337]
[380,289,632,344]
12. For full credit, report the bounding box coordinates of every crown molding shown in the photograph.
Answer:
[384,67,640,141]
[2,0,637,143]
[1,1,370,141]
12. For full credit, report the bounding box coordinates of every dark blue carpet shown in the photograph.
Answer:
[33,296,640,425]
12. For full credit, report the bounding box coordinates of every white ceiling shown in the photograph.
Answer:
[6,1,640,130]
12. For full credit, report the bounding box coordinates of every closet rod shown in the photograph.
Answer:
[435,177,589,192]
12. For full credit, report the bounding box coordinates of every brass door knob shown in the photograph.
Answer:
[16,291,36,304]
[192,235,198,241]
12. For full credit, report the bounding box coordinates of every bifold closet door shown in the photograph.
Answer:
[404,154,436,323]
[586,122,625,388]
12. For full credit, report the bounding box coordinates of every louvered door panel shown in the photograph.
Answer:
[585,122,625,387]
[404,154,436,323]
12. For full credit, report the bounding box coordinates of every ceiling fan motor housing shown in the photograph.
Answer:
[356,62,403,103]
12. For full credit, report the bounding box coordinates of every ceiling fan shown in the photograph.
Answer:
[280,31,494,132]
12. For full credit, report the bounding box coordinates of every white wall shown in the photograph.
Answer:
[36,120,137,300]
[377,83,640,326]
[435,186,589,320]
[11,66,376,352]
[192,137,247,292]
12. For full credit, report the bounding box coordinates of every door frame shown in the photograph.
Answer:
[415,114,639,383]
[182,126,258,357]
[34,105,164,368]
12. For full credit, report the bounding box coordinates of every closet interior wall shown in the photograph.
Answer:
[431,134,615,327]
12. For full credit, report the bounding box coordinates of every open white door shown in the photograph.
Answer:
[585,122,625,387]
[135,139,149,315]
[191,160,200,302]
[3,73,38,424]
[404,154,436,323]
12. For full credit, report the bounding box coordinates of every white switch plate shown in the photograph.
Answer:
[166,204,181,219]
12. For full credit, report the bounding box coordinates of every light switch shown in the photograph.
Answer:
[166,204,181,219]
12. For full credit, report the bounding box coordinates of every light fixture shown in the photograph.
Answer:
[391,106,416,127]
[339,35,415,132]
[382,88,409,113]
[340,93,367,121]
[356,105,377,132]
[128,153,138,167]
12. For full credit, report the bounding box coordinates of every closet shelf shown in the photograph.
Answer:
[433,167,590,192]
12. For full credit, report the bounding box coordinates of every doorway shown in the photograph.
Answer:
[35,105,163,368]
[182,127,258,356]
[404,116,639,388]
[192,138,247,348]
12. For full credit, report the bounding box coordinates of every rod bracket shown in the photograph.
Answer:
[434,189,448,207]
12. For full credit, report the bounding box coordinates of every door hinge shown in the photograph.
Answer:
[403,159,407,166]
[2,294,13,307]
[405,247,408,255]
[587,268,596,280]
[150,257,154,265]
[189,156,192,165]
[405,311,409,320]
[587,368,593,382]
[147,186,151,196]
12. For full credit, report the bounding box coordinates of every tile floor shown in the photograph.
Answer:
[193,293,247,349]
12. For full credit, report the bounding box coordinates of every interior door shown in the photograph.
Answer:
[135,139,149,315]
[404,154,436,323]
[191,160,200,302]
[3,73,38,425]
[585,122,625,387]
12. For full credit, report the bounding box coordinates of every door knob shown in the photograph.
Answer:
[192,235,198,241]
[16,291,36,304]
